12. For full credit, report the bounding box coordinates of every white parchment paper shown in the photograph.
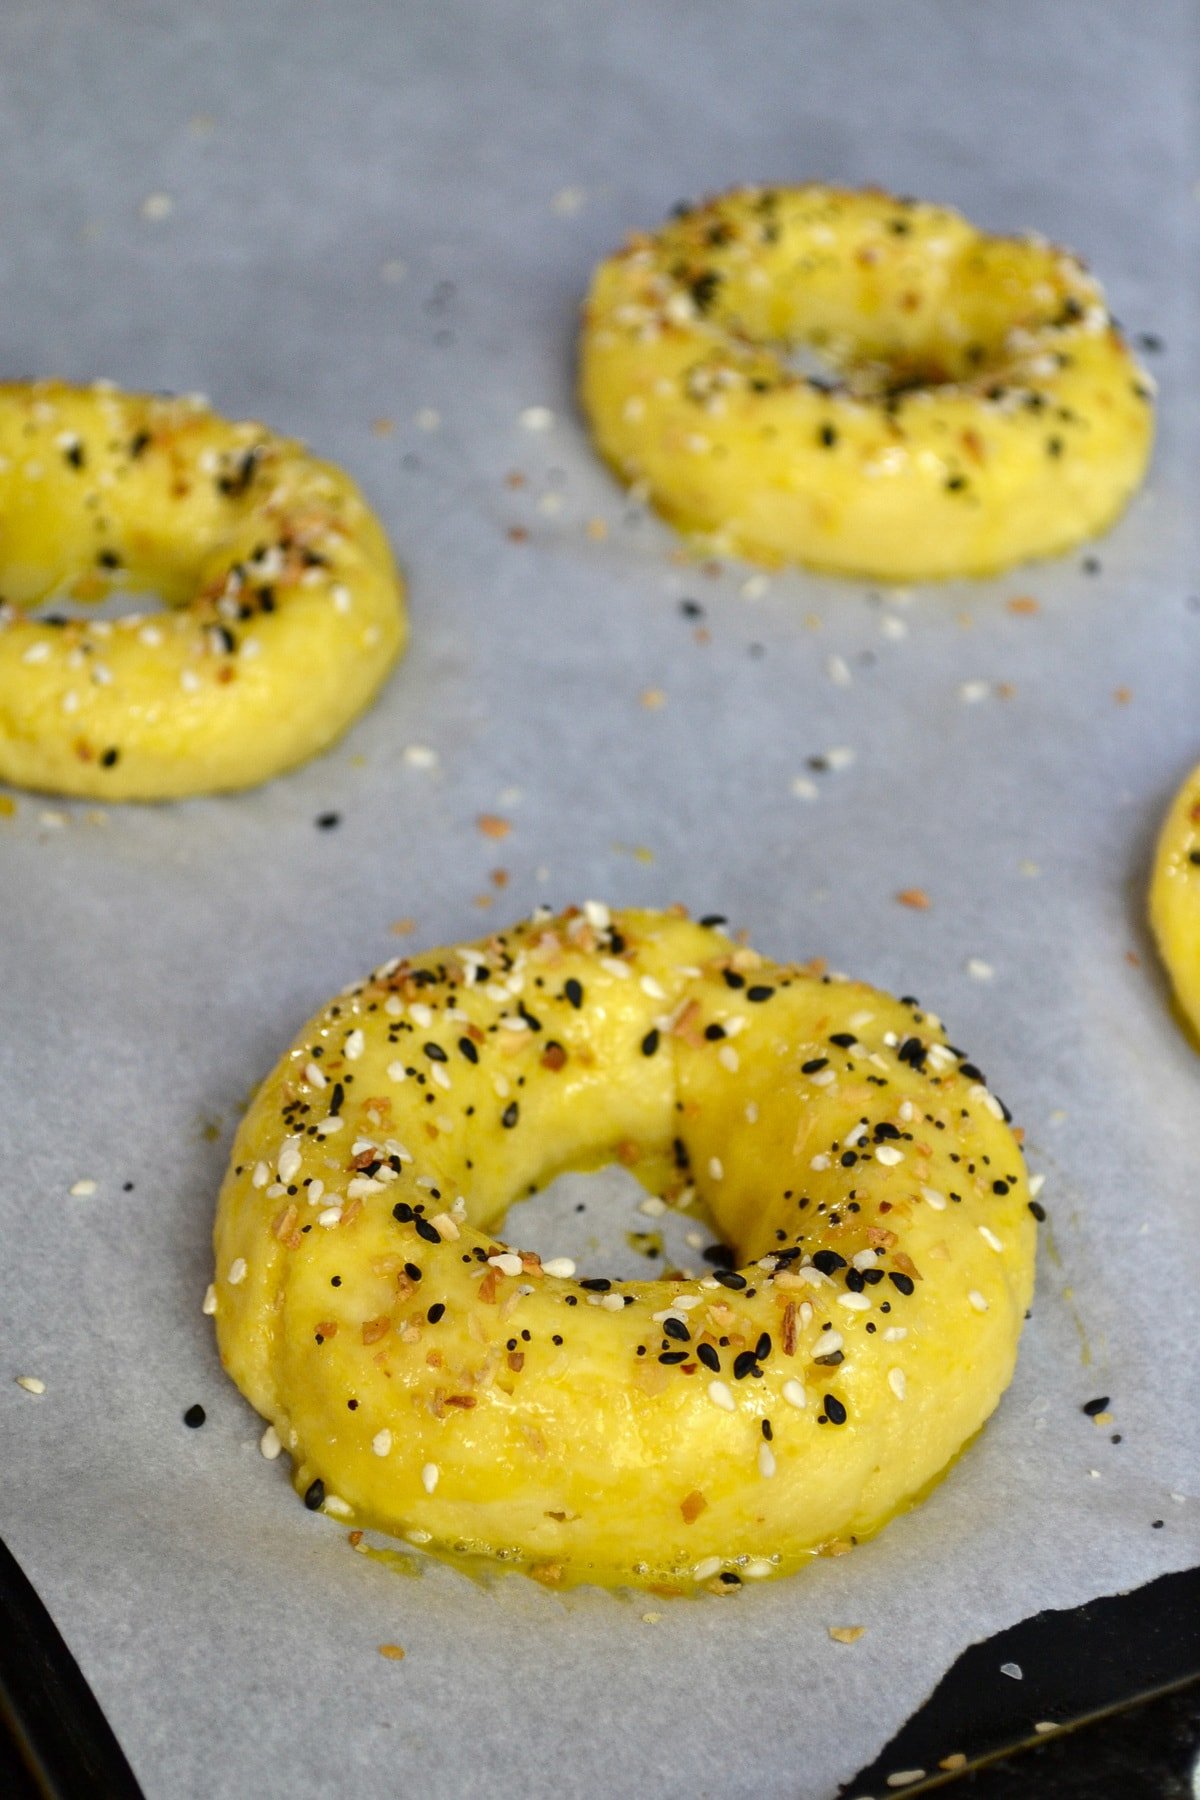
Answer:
[1,3,1197,1796]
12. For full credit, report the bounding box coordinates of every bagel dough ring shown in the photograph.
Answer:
[1149,763,1200,1043]
[0,381,406,798]
[214,907,1037,1591]
[579,185,1154,580]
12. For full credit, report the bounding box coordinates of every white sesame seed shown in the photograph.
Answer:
[16,1375,45,1395]
[408,1002,433,1028]
[811,1068,836,1087]
[757,1443,777,1478]
[886,1772,925,1790]
[880,614,908,641]
[69,1178,97,1197]
[277,1138,302,1184]
[386,1061,407,1083]
[228,1258,247,1286]
[882,1326,908,1342]
[639,974,666,999]
[431,1063,451,1091]
[317,1206,344,1228]
[598,1293,625,1312]
[344,1029,365,1062]
[790,776,819,801]
[824,745,856,771]
[140,191,174,221]
[403,742,438,769]
[1029,1172,1046,1198]
[23,641,51,664]
[1000,1661,1023,1680]
[968,1289,989,1312]
[202,1283,217,1315]
[316,1115,346,1135]
[599,956,631,979]
[875,1145,904,1166]
[820,1331,845,1354]
[415,407,441,431]
[372,1429,393,1457]
[888,1368,907,1401]
[979,1226,1004,1252]
[331,585,352,614]
[519,405,555,432]
[920,1185,948,1211]
[487,1252,523,1276]
[782,1379,807,1409]
[744,1102,759,1124]
[959,679,990,703]
[966,957,995,981]
[708,1157,724,1181]
[718,1045,739,1073]
[180,669,201,693]
[346,1177,382,1199]
[639,1196,667,1217]
[250,1161,269,1188]
[324,1495,352,1519]
[827,653,852,686]
[837,1293,872,1312]
[810,1154,831,1171]
[583,899,611,930]
[421,1462,439,1494]
[541,1257,576,1278]
[692,1556,723,1582]
[707,1381,736,1412]
[304,1061,326,1088]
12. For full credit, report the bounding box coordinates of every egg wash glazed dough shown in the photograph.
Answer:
[214,907,1037,1593]
[580,185,1154,580]
[0,382,406,799]
[1149,763,1200,1043]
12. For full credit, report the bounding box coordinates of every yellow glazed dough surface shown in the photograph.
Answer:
[0,381,406,798]
[579,185,1154,580]
[1149,763,1200,1041]
[214,907,1036,1591]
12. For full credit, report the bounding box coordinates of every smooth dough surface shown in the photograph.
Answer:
[1149,763,1200,1042]
[0,381,406,799]
[214,907,1037,1591]
[580,185,1154,580]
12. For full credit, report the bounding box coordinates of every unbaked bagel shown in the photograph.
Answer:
[0,381,406,799]
[579,185,1154,579]
[1149,763,1200,1043]
[213,906,1037,1591]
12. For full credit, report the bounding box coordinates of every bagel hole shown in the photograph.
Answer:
[504,1164,723,1284]
[29,585,171,626]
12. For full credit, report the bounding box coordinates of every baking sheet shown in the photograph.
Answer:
[2,2,1198,1795]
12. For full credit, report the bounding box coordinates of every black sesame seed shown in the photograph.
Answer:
[712,1270,747,1290]
[761,1419,773,1441]
[823,1394,847,1425]
[183,1404,206,1428]
[754,1332,771,1361]
[889,1271,915,1295]
[746,985,775,1003]
[580,1278,612,1292]
[392,1201,414,1223]
[829,1032,856,1048]
[1029,1199,1047,1222]
[697,1342,720,1372]
[303,1479,325,1510]
[811,1250,846,1276]
[641,1028,660,1057]
[329,1082,344,1115]
[662,1316,690,1342]
[99,747,120,769]
[501,1101,519,1128]
[658,1350,689,1365]
[699,913,726,927]
[424,1042,448,1062]
[414,1216,442,1244]
[564,978,583,1009]
[801,1057,828,1074]
[1082,1396,1110,1417]
[732,1350,761,1380]
[459,1037,479,1063]
[722,970,745,990]
[427,1302,446,1324]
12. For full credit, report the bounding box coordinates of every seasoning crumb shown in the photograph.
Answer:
[586,517,608,540]
[640,687,667,710]
[390,917,416,936]
[476,813,511,840]
[139,191,174,222]
[378,1643,406,1661]
[551,186,585,216]
[641,1611,662,1624]
[69,1178,97,1197]
[828,1624,866,1643]
[1000,1660,1023,1680]
[896,888,931,910]
[1113,685,1132,705]
[1008,595,1040,615]
[15,1375,45,1395]
[403,743,438,770]
[939,1752,969,1770]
